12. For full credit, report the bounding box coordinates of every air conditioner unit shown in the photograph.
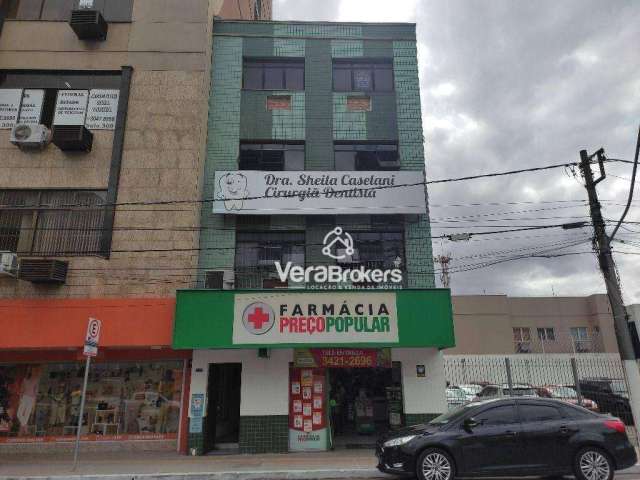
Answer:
[18,259,69,284]
[10,124,52,150]
[337,248,359,264]
[0,252,18,277]
[52,125,94,152]
[69,9,108,41]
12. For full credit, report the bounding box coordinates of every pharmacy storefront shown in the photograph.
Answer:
[173,289,454,454]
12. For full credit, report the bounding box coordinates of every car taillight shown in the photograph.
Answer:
[604,419,626,433]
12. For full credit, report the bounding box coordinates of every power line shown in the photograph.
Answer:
[610,125,640,241]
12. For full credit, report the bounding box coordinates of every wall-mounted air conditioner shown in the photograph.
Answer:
[52,125,94,152]
[0,252,18,277]
[69,9,108,41]
[18,259,69,284]
[10,124,52,150]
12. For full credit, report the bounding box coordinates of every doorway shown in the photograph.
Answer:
[328,362,403,448]
[205,363,242,453]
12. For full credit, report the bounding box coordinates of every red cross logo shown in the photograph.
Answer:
[242,302,275,335]
[248,307,270,330]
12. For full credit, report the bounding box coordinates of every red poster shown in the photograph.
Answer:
[289,367,328,451]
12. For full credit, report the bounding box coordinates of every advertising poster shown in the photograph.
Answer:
[294,348,392,369]
[289,367,328,451]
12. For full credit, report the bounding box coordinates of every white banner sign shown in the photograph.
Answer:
[18,89,45,124]
[232,292,399,345]
[86,89,119,130]
[53,90,89,126]
[213,170,426,215]
[0,89,22,128]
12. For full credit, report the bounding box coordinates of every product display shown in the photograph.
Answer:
[0,361,183,441]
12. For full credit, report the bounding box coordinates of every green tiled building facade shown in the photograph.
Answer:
[191,20,438,454]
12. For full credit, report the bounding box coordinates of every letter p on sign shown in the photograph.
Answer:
[83,317,101,357]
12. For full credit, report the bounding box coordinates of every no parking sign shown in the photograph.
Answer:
[83,317,101,357]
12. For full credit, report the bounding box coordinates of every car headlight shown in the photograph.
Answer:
[383,435,417,448]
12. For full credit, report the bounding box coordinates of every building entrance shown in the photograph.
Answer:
[204,363,241,453]
[328,362,403,448]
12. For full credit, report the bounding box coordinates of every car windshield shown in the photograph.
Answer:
[459,385,482,395]
[610,380,628,397]
[508,387,536,396]
[429,403,475,425]
[550,386,577,398]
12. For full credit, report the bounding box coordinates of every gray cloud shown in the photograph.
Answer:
[274,0,640,302]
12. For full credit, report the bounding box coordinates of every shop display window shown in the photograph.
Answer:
[0,360,183,440]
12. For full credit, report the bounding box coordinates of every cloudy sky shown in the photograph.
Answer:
[274,0,640,302]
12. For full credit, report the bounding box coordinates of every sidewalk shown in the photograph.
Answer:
[0,450,385,480]
[1,449,639,480]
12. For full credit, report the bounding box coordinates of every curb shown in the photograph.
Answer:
[0,468,388,480]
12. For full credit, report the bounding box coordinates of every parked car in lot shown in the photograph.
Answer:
[474,383,538,400]
[578,378,633,425]
[456,384,483,402]
[446,387,468,410]
[535,385,599,411]
[377,397,636,480]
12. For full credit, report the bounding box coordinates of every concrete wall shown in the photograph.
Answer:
[0,0,265,299]
[190,348,291,417]
[449,294,618,355]
[393,348,447,415]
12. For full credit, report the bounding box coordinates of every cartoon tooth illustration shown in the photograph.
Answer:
[219,173,248,211]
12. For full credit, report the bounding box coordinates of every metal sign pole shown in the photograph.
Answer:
[72,355,91,470]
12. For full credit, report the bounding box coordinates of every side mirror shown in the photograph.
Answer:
[463,417,479,432]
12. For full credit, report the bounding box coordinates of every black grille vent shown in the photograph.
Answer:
[52,125,94,152]
[69,9,108,41]
[19,259,69,284]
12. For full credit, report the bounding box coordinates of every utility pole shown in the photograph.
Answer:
[579,149,640,433]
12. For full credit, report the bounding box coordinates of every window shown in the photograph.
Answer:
[334,143,399,170]
[519,404,563,422]
[347,231,404,270]
[333,60,394,92]
[475,405,518,426]
[253,0,262,19]
[513,327,532,353]
[239,142,304,171]
[537,327,555,341]
[0,360,183,441]
[0,190,106,256]
[243,59,304,91]
[235,231,305,289]
[5,0,133,22]
[571,327,592,352]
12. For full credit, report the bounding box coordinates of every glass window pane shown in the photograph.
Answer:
[243,66,263,90]
[353,69,373,91]
[520,405,563,422]
[264,67,284,89]
[284,149,304,170]
[335,151,356,170]
[41,0,74,21]
[476,406,518,426]
[285,67,304,90]
[333,68,351,91]
[14,0,44,19]
[103,0,133,22]
[374,66,394,91]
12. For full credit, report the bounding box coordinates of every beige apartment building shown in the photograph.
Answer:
[0,0,270,299]
[450,294,619,355]
[0,0,270,453]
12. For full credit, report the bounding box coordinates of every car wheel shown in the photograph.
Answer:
[574,447,614,480]
[416,448,455,480]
